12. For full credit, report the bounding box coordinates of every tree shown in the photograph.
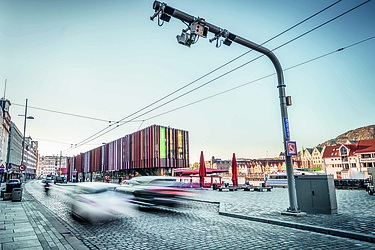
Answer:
[190,162,199,170]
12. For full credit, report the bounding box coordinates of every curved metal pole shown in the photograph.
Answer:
[234,37,299,212]
[151,1,299,212]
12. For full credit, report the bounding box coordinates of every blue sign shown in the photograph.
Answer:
[7,164,12,169]
[0,169,3,173]
[283,118,290,139]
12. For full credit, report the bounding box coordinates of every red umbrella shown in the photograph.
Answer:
[199,151,206,188]
[231,153,238,186]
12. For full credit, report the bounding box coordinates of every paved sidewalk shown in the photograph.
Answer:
[195,188,375,243]
[0,188,89,250]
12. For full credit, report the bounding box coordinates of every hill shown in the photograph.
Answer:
[317,125,375,147]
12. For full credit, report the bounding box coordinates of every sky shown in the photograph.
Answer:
[0,0,374,163]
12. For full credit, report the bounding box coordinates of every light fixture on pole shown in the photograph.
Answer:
[150,1,301,214]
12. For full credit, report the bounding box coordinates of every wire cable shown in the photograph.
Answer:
[66,0,370,152]
[141,35,375,121]
[67,33,375,153]
[67,0,344,151]
[12,103,113,123]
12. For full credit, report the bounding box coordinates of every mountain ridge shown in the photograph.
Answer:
[317,125,375,148]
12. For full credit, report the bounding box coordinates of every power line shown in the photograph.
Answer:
[12,103,144,124]
[67,0,370,152]
[67,1,343,151]
[33,138,72,145]
[142,35,375,121]
[12,103,113,123]
[272,0,372,52]
[79,30,374,150]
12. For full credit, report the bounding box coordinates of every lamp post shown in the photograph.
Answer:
[150,1,301,213]
[19,98,34,181]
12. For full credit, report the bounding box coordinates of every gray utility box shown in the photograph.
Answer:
[294,175,337,214]
[12,188,22,202]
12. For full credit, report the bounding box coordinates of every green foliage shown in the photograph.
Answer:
[190,162,199,170]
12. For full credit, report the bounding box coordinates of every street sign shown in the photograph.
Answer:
[8,164,12,169]
[286,141,297,156]
[19,164,27,172]
[0,164,4,169]
[0,169,3,173]
[283,118,290,140]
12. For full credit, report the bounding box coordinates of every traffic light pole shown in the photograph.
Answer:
[151,1,300,213]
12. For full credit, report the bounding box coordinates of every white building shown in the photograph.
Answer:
[39,155,67,177]
[322,139,375,179]
[0,99,11,170]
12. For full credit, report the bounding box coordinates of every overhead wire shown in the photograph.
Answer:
[68,0,343,150]
[141,35,375,121]
[66,0,371,153]
[12,103,113,123]
[55,34,375,152]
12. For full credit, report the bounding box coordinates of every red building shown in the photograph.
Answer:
[68,125,189,182]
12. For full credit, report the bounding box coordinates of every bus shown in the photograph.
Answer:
[265,169,314,188]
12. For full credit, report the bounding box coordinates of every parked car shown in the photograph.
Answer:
[68,182,123,223]
[7,179,21,184]
[6,179,22,193]
[127,176,189,207]
[54,176,67,184]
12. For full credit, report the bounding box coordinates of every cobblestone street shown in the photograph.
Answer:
[198,187,375,236]
[21,181,375,249]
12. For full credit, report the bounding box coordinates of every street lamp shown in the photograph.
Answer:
[19,98,34,181]
[150,1,300,213]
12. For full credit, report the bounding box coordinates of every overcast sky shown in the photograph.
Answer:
[1,0,374,163]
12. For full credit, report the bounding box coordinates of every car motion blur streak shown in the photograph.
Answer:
[69,182,126,223]
[127,176,191,207]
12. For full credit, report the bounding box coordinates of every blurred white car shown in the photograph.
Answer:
[115,179,140,195]
[125,176,189,207]
[69,182,124,223]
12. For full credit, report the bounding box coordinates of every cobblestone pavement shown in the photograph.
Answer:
[23,181,375,250]
[197,188,375,237]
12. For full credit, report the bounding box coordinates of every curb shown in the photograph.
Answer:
[218,202,375,243]
[179,197,220,204]
[22,189,93,250]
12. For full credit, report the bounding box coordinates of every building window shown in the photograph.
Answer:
[362,154,371,159]
[340,147,348,156]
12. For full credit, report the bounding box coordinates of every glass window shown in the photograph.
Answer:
[340,147,347,156]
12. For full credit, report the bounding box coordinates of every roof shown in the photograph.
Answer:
[315,147,323,153]
[306,148,314,154]
[321,139,375,157]
[355,139,375,154]
[322,145,341,159]
[342,144,358,157]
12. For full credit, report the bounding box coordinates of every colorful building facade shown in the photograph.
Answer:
[68,125,189,182]
[322,139,375,179]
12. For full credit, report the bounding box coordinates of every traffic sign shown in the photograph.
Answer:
[286,141,297,156]
[0,169,3,173]
[19,164,27,172]
[0,164,4,169]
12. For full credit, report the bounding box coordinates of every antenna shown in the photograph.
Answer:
[3,79,7,100]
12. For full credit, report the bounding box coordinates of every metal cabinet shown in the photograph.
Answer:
[12,188,22,202]
[294,175,337,214]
